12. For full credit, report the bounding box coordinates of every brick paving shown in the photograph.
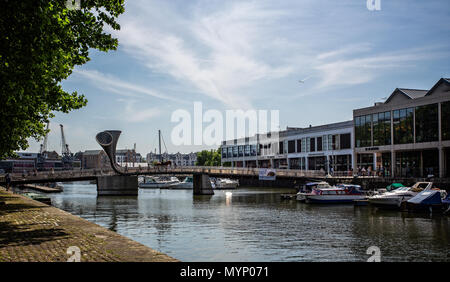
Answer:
[0,187,178,262]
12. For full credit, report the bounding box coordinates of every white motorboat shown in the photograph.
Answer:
[211,178,239,189]
[168,176,193,189]
[139,176,180,189]
[296,181,332,201]
[303,184,366,204]
[368,182,432,208]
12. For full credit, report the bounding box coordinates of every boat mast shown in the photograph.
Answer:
[158,129,162,162]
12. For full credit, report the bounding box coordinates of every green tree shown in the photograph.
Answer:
[196,149,222,166]
[0,0,125,159]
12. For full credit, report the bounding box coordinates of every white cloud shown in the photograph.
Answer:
[114,0,296,109]
[117,98,163,123]
[313,46,446,89]
[73,69,186,104]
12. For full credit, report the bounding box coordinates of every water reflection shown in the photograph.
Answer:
[46,182,450,262]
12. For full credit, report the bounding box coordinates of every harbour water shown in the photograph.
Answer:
[45,182,449,262]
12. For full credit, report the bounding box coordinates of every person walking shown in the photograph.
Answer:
[5,173,11,191]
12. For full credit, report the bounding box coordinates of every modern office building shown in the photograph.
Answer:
[353,78,450,178]
[221,77,449,178]
[221,121,354,172]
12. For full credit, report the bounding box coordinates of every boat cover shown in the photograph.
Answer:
[386,183,404,191]
[407,190,442,205]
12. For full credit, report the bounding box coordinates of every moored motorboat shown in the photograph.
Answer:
[168,176,193,189]
[211,178,239,189]
[304,184,366,204]
[406,188,448,213]
[139,176,180,189]
[368,182,431,209]
[296,182,332,202]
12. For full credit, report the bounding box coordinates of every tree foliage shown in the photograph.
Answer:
[196,149,221,166]
[0,0,125,159]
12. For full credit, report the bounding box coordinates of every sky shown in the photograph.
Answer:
[26,0,450,157]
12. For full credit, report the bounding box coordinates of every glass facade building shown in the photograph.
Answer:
[221,121,354,171]
[443,101,450,141]
[353,78,450,178]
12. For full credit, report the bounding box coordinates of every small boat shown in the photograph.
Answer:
[407,188,448,213]
[304,184,366,204]
[369,183,405,196]
[210,178,239,189]
[296,182,332,202]
[368,182,431,209]
[139,176,180,189]
[168,176,193,189]
[23,192,52,205]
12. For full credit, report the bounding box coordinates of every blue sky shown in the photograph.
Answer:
[26,0,450,156]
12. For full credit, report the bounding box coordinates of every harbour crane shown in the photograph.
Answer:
[60,124,73,163]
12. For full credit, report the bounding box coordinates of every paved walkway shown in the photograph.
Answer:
[0,187,177,262]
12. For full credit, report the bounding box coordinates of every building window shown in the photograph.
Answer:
[415,103,438,143]
[310,138,316,152]
[289,158,300,169]
[250,145,257,156]
[296,139,302,153]
[333,134,340,150]
[308,156,326,171]
[355,115,372,147]
[278,141,284,154]
[357,153,374,170]
[327,135,333,150]
[227,147,233,158]
[222,148,227,159]
[317,137,322,151]
[244,145,251,156]
[355,117,361,147]
[238,146,244,157]
[322,135,328,151]
[372,111,391,146]
[232,146,238,157]
[340,133,351,149]
[333,154,352,171]
[288,140,295,153]
[304,138,309,153]
[393,108,413,144]
[443,101,450,141]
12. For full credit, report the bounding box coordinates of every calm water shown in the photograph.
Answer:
[42,182,450,261]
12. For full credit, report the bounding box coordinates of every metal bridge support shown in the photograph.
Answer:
[193,173,214,195]
[96,175,138,196]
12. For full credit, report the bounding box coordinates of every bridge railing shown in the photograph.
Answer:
[2,168,117,182]
[1,165,330,182]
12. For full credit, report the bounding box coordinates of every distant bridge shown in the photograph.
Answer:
[2,166,449,193]
[0,166,328,186]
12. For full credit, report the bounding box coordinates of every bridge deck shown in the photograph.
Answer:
[1,166,449,187]
[0,166,327,185]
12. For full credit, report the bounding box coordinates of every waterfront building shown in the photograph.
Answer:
[146,152,197,166]
[353,78,450,178]
[221,121,354,173]
[82,150,110,169]
[0,151,81,172]
[116,149,142,164]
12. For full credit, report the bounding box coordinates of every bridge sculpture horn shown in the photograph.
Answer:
[96,130,125,175]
